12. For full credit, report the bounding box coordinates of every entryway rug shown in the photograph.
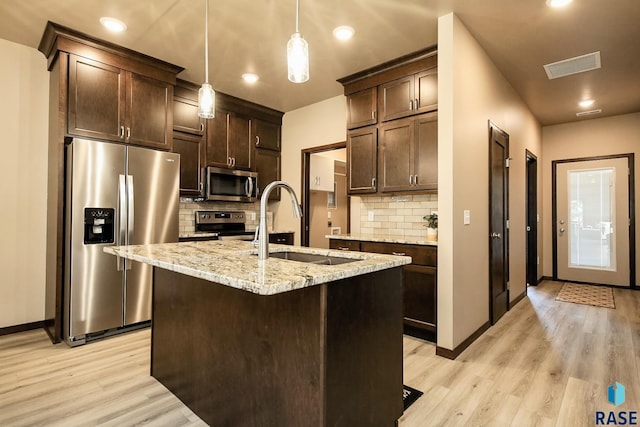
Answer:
[403,385,423,411]
[556,282,615,309]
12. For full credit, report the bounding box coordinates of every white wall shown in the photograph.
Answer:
[542,112,640,284]
[0,39,49,328]
[276,96,347,244]
[438,14,542,350]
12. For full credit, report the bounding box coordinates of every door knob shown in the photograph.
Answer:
[491,232,502,239]
[560,228,565,233]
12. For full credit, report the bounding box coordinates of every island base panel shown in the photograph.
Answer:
[151,267,403,426]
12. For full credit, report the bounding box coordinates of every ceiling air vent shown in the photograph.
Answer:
[576,109,602,117]
[544,51,601,79]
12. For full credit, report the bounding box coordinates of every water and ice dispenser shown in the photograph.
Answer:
[84,208,115,244]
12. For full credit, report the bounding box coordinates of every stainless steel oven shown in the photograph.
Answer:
[205,166,258,202]
[195,210,256,240]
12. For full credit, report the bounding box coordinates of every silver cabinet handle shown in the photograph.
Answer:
[409,175,413,185]
[415,98,419,109]
[409,100,414,111]
[200,123,204,132]
[392,252,406,256]
[233,157,236,167]
[371,177,376,188]
[414,174,418,185]
[228,157,232,167]
[371,111,375,120]
[338,247,350,251]
[126,127,131,141]
[256,135,260,146]
[120,126,125,139]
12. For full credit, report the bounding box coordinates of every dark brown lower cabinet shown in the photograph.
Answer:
[269,232,294,245]
[330,238,437,337]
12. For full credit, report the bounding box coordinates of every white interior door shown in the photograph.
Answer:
[556,158,630,286]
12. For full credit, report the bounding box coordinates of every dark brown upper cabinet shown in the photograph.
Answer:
[347,126,378,194]
[379,112,437,193]
[173,132,205,196]
[253,119,281,151]
[68,54,173,150]
[346,87,377,130]
[206,110,252,170]
[254,148,281,200]
[378,68,437,122]
[173,93,205,136]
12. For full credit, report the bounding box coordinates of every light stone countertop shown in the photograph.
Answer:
[104,240,410,296]
[327,234,438,246]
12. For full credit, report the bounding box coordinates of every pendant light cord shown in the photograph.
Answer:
[295,0,300,33]
[204,0,209,84]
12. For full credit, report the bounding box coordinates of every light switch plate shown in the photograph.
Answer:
[463,210,471,225]
[368,211,374,221]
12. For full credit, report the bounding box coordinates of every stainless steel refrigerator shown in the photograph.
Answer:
[64,138,179,346]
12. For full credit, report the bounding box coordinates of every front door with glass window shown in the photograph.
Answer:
[556,157,630,286]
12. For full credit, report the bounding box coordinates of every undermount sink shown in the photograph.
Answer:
[266,251,358,265]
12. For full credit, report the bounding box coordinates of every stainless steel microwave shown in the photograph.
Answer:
[205,166,259,202]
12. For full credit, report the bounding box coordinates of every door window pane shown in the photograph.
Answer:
[568,168,615,270]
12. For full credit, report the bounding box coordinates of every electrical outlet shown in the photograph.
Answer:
[328,221,332,227]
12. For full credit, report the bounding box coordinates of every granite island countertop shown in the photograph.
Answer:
[327,233,438,246]
[104,240,411,296]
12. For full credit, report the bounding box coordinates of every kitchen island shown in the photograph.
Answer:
[105,240,411,426]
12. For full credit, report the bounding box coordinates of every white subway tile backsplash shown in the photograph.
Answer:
[354,194,437,240]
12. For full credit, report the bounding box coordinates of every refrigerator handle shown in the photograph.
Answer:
[126,175,134,271]
[117,174,127,271]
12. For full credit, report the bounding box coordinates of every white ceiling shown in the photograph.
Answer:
[0,0,638,125]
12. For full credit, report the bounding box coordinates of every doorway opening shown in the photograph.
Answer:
[526,150,538,288]
[489,122,509,324]
[301,142,349,247]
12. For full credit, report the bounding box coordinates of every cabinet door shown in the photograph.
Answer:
[253,119,281,151]
[173,96,205,135]
[347,87,377,129]
[415,69,438,114]
[403,264,437,330]
[379,118,414,192]
[414,112,438,191]
[206,109,230,167]
[255,148,281,200]
[378,75,414,122]
[347,126,377,194]
[173,132,204,196]
[228,113,252,170]
[310,154,335,191]
[127,73,173,150]
[68,55,125,142]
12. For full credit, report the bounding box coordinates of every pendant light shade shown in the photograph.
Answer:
[287,0,309,83]
[198,0,216,118]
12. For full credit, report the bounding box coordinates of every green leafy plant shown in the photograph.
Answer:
[423,213,438,230]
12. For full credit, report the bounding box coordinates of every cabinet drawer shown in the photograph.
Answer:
[269,233,294,245]
[329,239,361,252]
[360,242,436,266]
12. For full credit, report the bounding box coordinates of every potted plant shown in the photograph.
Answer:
[423,213,438,242]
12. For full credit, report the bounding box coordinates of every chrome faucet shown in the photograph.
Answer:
[258,181,303,260]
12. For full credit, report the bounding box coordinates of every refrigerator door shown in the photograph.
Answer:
[124,146,179,325]
[66,139,126,340]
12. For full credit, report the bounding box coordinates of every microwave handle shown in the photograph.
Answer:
[246,177,254,198]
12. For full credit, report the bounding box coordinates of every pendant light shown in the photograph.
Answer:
[198,0,216,118]
[287,0,309,83]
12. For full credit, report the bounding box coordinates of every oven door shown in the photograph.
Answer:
[206,167,258,202]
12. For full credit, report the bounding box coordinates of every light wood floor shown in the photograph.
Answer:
[1,280,638,426]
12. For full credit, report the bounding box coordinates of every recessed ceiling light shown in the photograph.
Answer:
[100,17,127,32]
[579,99,595,108]
[333,26,355,41]
[546,0,572,7]
[242,73,259,84]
